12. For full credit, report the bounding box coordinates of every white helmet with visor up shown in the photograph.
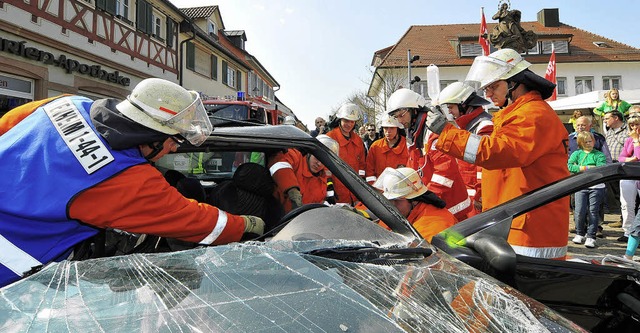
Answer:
[372,167,428,200]
[116,78,213,146]
[386,88,428,115]
[464,48,531,90]
[437,82,491,108]
[379,115,404,129]
[335,103,361,121]
[316,134,339,155]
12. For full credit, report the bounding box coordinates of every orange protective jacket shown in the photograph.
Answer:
[407,133,472,221]
[436,91,570,259]
[268,149,328,213]
[454,108,494,216]
[327,127,366,204]
[365,136,408,184]
[408,201,457,242]
[0,97,246,245]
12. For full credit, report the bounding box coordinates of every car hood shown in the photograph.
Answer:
[0,240,584,332]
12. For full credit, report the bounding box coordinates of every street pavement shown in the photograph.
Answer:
[566,212,635,260]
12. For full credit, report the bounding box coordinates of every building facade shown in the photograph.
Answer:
[368,8,640,119]
[0,0,291,121]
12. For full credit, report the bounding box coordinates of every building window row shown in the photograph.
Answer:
[460,40,569,57]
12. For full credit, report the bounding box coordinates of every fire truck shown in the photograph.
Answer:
[202,92,285,126]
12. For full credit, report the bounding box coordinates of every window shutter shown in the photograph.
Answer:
[166,19,175,48]
[136,0,152,34]
[236,71,242,91]
[96,0,106,11]
[222,61,228,85]
[211,55,218,80]
[186,42,195,70]
[105,0,116,15]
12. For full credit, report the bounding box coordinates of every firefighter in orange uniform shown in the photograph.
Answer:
[437,82,494,216]
[426,48,570,259]
[326,103,366,204]
[268,135,339,213]
[386,89,471,221]
[373,167,457,242]
[365,115,408,184]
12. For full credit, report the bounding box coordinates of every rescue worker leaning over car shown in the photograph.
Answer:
[437,82,494,216]
[425,48,570,259]
[268,135,339,213]
[0,78,265,288]
[386,88,471,221]
[373,167,457,242]
[326,103,367,205]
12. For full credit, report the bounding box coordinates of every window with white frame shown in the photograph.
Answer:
[556,77,567,96]
[226,66,236,88]
[152,10,164,38]
[541,40,569,54]
[208,20,217,36]
[116,0,129,18]
[603,76,621,91]
[575,76,594,94]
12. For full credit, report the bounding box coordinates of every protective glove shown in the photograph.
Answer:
[286,187,303,209]
[242,215,265,236]
[425,105,448,135]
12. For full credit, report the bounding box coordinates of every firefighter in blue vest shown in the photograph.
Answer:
[0,78,265,287]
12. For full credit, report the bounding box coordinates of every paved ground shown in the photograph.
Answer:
[566,212,635,260]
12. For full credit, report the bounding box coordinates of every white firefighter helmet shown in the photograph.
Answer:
[386,88,427,115]
[116,78,213,146]
[372,167,428,200]
[464,48,531,90]
[437,82,491,107]
[316,134,339,155]
[335,103,361,121]
[283,116,296,125]
[379,115,404,129]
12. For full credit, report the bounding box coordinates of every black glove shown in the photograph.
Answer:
[425,105,448,135]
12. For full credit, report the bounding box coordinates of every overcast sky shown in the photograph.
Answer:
[168,0,640,128]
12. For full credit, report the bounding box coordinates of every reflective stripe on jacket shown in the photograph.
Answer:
[408,132,472,221]
[268,149,328,213]
[436,91,570,259]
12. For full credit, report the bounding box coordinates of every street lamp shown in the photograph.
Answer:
[408,49,420,89]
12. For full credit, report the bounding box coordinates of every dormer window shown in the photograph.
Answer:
[208,20,217,37]
[593,41,611,48]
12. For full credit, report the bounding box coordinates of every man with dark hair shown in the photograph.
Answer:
[362,123,380,151]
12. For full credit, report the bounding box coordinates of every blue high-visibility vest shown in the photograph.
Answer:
[0,96,146,287]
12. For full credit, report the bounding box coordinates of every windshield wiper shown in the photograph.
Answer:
[303,246,432,265]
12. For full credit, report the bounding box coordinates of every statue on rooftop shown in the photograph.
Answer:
[489,1,537,53]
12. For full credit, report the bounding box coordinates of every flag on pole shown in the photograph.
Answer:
[479,7,490,56]
[544,45,557,101]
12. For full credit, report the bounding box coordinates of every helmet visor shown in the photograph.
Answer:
[464,56,514,90]
[162,92,213,146]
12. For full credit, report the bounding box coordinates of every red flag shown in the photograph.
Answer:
[479,8,490,56]
[544,45,557,101]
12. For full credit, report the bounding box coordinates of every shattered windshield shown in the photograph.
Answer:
[0,240,582,332]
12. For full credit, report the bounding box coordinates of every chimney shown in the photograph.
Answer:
[537,8,559,27]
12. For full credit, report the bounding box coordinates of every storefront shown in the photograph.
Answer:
[0,73,33,117]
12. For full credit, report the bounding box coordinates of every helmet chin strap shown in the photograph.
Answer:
[503,81,521,108]
[144,141,165,160]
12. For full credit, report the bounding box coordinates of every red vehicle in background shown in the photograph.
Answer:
[202,92,284,126]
